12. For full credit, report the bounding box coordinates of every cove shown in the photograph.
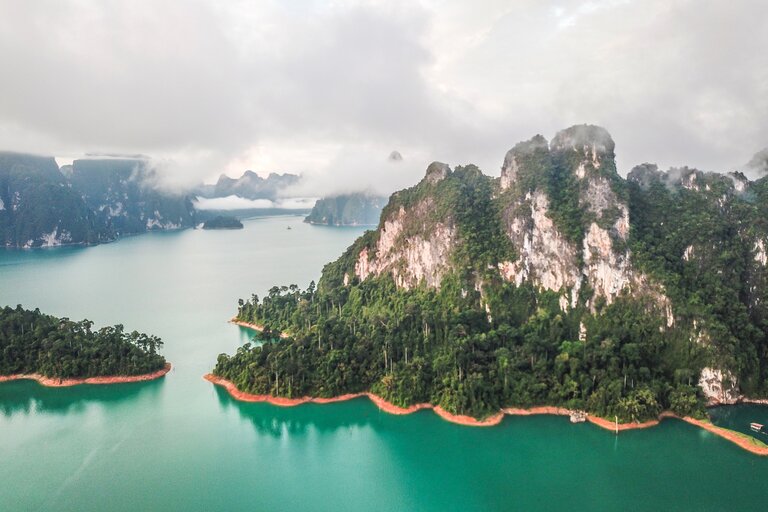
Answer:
[1,215,767,511]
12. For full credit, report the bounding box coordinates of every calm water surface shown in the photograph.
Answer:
[1,215,767,511]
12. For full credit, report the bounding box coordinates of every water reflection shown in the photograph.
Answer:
[0,378,165,417]
[236,325,259,345]
[213,385,377,437]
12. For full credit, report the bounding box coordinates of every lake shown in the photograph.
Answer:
[1,215,767,511]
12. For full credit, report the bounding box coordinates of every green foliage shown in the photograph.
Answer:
[627,169,768,395]
[0,305,166,378]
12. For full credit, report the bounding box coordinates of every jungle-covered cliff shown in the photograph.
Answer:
[217,125,768,421]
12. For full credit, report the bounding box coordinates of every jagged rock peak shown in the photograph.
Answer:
[500,135,548,190]
[626,163,662,189]
[551,124,616,179]
[424,161,450,184]
[628,164,747,193]
[550,124,615,154]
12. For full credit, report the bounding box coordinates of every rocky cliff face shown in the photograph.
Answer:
[0,153,198,247]
[352,165,458,289]
[354,199,456,289]
[0,152,113,247]
[497,126,645,311]
[346,126,671,316]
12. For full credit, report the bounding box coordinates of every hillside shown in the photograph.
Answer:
[70,158,195,234]
[304,193,387,226]
[0,153,196,247]
[0,152,114,247]
[216,125,768,421]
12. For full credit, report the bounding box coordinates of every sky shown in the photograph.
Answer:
[0,0,766,195]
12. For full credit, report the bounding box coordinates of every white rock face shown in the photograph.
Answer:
[755,239,767,266]
[499,191,581,306]
[40,228,61,247]
[146,218,181,230]
[354,202,456,289]
[683,245,694,261]
[582,222,632,305]
[698,367,741,405]
[500,154,519,190]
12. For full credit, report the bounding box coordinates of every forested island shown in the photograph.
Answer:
[202,215,244,230]
[0,305,169,384]
[213,125,768,425]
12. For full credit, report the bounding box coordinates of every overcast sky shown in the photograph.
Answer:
[0,0,766,194]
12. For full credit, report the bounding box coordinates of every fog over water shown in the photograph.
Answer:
[0,0,767,193]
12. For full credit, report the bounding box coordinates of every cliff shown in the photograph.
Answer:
[0,152,113,247]
[221,124,768,420]
[0,153,197,247]
[70,158,195,234]
[305,193,387,226]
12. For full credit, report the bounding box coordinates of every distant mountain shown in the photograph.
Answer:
[0,152,195,248]
[196,171,300,201]
[0,152,113,248]
[304,193,387,226]
[70,158,195,234]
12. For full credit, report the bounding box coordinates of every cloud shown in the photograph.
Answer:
[0,0,766,192]
[193,195,314,211]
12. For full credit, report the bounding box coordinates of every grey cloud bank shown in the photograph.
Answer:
[0,0,765,193]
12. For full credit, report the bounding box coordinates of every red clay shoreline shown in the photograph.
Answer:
[0,363,172,387]
[205,373,768,455]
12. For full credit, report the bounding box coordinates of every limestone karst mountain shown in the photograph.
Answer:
[221,124,768,420]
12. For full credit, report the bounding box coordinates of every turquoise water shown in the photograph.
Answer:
[1,215,767,511]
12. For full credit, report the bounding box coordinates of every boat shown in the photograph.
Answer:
[750,422,764,433]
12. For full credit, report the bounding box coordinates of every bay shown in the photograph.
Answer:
[1,215,767,511]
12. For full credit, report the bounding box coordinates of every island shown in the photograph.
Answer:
[202,215,244,230]
[211,125,768,453]
[0,305,170,386]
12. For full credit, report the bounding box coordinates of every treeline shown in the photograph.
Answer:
[220,277,704,422]
[0,305,166,378]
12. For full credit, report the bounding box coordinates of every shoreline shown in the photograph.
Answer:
[230,318,290,339]
[0,363,172,387]
[205,373,768,455]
